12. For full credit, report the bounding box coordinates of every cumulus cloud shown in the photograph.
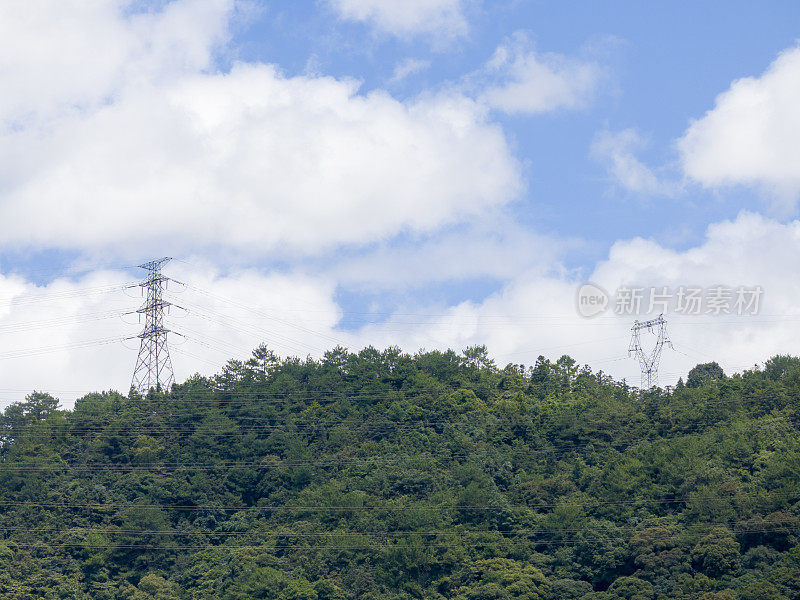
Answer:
[352,212,800,386]
[679,44,800,206]
[0,0,232,127]
[3,213,800,403]
[326,0,468,39]
[0,0,520,258]
[592,129,675,196]
[478,34,602,114]
[0,264,345,407]
[11,0,794,400]
[0,269,138,408]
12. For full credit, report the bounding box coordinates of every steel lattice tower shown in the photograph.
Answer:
[131,258,175,394]
[628,314,672,389]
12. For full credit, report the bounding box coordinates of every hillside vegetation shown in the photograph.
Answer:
[1,345,799,600]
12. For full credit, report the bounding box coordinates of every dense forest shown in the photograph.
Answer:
[0,345,799,600]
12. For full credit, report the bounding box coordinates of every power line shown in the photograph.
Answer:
[0,336,125,361]
[179,283,347,348]
[2,417,795,471]
[0,378,793,429]
[5,488,799,513]
[3,405,795,437]
[4,522,800,553]
[2,523,797,539]
[0,282,134,307]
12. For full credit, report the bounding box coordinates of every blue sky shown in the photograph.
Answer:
[12,1,799,279]
[230,0,799,249]
[1,0,800,400]
[229,0,800,318]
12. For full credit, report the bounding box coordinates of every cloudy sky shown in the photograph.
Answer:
[1,0,800,404]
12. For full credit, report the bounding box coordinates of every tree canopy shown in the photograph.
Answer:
[0,344,798,599]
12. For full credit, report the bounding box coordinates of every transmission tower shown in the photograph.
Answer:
[131,258,175,394]
[628,314,673,389]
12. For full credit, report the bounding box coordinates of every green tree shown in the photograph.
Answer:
[454,558,550,600]
[686,363,725,388]
[605,576,653,600]
[691,527,740,578]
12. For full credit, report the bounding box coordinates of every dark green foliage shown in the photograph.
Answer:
[686,363,725,388]
[0,350,799,599]
[690,527,740,578]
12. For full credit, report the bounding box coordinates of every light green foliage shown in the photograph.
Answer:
[454,558,549,600]
[738,581,789,600]
[131,575,182,600]
[605,576,653,600]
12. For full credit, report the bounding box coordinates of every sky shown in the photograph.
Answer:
[1,0,800,405]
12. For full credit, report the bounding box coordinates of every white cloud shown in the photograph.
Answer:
[478,35,602,114]
[0,1,520,258]
[0,269,138,408]
[0,0,232,128]
[331,216,563,289]
[11,1,797,400]
[592,129,675,196]
[389,58,431,84]
[352,212,800,386]
[326,0,468,39]
[679,44,800,206]
[0,264,344,408]
[3,213,800,403]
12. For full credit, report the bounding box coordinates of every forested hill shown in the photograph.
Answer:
[1,346,799,600]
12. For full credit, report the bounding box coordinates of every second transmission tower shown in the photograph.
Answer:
[628,314,672,389]
[131,258,175,394]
